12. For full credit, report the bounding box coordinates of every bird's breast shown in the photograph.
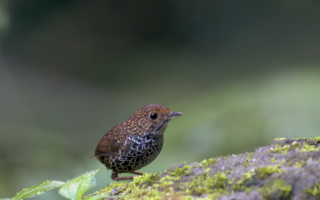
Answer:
[105,132,164,172]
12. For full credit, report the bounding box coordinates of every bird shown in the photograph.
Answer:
[93,104,183,181]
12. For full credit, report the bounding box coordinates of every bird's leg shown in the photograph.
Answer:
[114,176,136,181]
[129,171,144,176]
[111,171,136,181]
[111,171,118,181]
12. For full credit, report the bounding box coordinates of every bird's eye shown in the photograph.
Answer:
[150,113,158,120]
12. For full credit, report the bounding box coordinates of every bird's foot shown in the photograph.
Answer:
[111,171,143,181]
[130,171,144,176]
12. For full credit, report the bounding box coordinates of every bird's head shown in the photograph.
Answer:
[130,104,183,134]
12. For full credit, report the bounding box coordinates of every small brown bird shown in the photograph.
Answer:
[94,104,183,181]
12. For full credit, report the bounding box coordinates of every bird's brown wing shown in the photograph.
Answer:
[94,126,126,157]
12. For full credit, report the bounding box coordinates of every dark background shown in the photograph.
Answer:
[1,1,320,199]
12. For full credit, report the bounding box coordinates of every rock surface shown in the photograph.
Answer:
[84,137,320,200]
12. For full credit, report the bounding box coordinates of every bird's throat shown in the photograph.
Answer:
[154,119,170,132]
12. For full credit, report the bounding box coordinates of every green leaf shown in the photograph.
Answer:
[59,167,103,200]
[11,180,65,200]
[83,194,109,200]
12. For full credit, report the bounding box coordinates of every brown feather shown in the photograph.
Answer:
[94,125,126,157]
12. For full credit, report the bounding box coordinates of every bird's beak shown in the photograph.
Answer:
[168,112,183,118]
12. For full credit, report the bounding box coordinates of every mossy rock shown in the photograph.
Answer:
[84,137,320,200]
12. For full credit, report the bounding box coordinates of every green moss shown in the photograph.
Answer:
[243,153,254,167]
[256,166,283,179]
[305,183,320,196]
[306,137,320,144]
[274,137,286,141]
[291,141,301,148]
[182,196,193,200]
[231,168,255,191]
[259,179,292,200]
[231,165,284,192]
[270,140,302,154]
[271,138,320,153]
[206,172,228,189]
[158,174,178,190]
[168,164,192,177]
[287,161,296,167]
[132,173,159,185]
[91,173,162,200]
[241,169,255,182]
[185,172,229,198]
[313,136,320,143]
[300,143,320,152]
[269,144,291,154]
[294,160,306,169]
[270,157,276,163]
[200,158,217,167]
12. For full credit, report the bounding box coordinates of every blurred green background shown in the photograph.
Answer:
[1,0,320,199]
